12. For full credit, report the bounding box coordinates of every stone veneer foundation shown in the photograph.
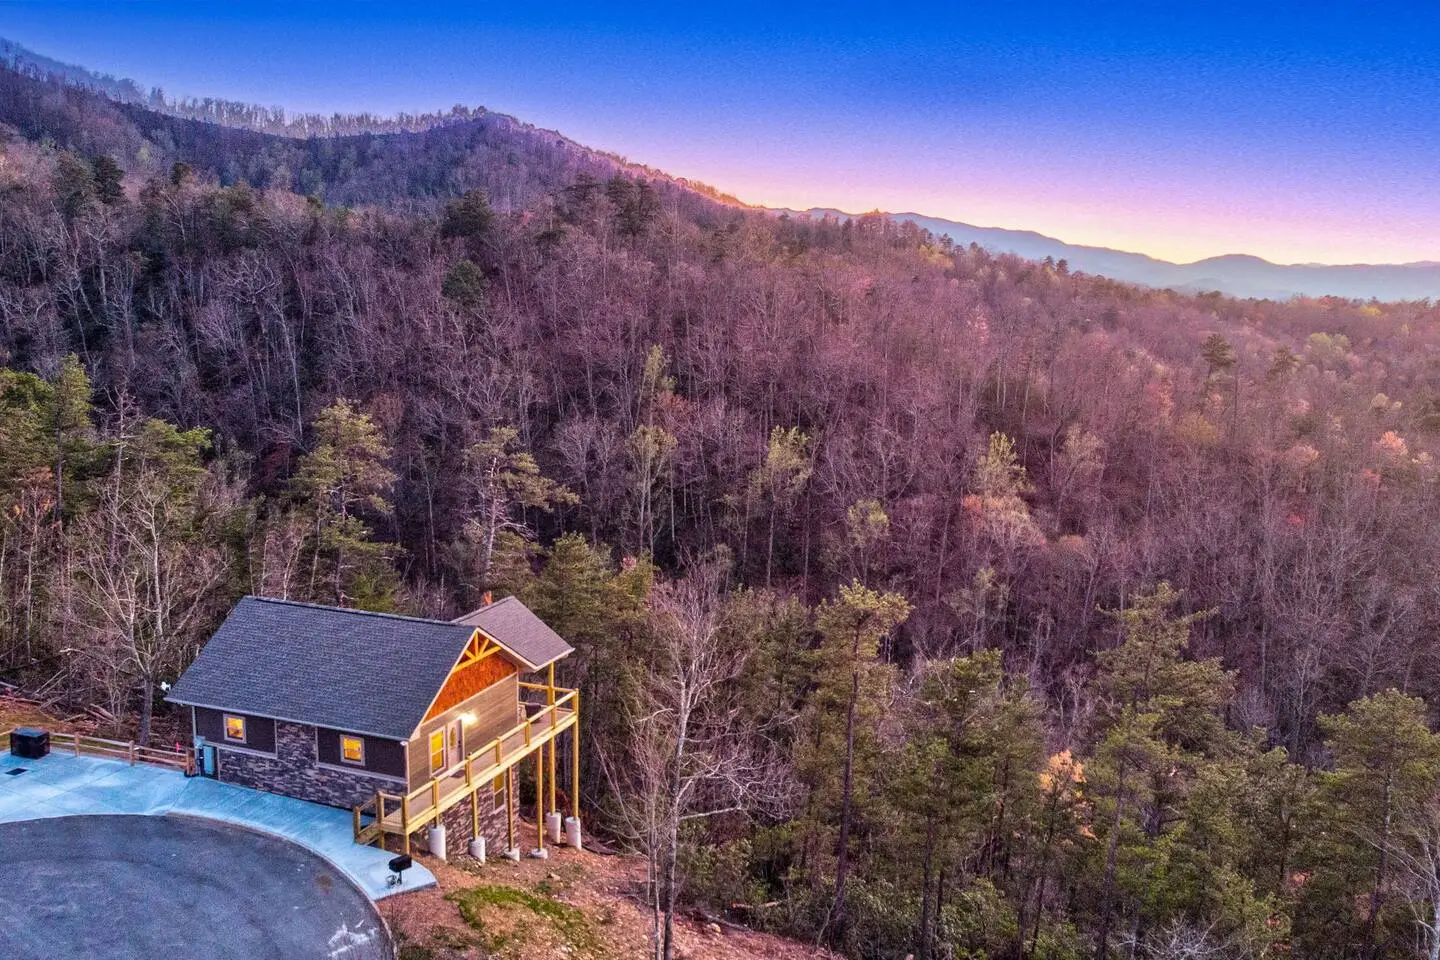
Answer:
[414,771,519,856]
[216,721,403,809]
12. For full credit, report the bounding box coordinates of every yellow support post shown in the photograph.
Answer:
[471,786,480,841]
[546,663,558,817]
[505,768,515,853]
[401,796,411,855]
[571,691,581,821]
[548,737,557,817]
[535,747,544,851]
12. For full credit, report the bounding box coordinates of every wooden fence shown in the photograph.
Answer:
[1,728,194,775]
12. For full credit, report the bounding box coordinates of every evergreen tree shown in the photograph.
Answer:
[53,151,96,218]
[459,424,576,598]
[798,581,910,948]
[891,651,1044,959]
[439,189,495,246]
[46,355,97,518]
[287,399,398,608]
[1085,583,1239,960]
[90,154,124,205]
[745,426,812,587]
[1297,690,1440,959]
[441,258,488,307]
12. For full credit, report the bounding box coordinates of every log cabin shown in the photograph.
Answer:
[166,595,579,856]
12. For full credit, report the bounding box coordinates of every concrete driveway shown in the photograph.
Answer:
[0,815,390,960]
[0,750,433,899]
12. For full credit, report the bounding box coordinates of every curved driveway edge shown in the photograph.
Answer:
[0,815,391,960]
[0,750,435,900]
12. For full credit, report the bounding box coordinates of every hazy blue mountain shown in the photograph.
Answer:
[790,208,1440,302]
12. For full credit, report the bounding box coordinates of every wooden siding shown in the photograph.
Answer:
[193,706,276,754]
[315,726,407,780]
[406,673,519,791]
[425,653,517,721]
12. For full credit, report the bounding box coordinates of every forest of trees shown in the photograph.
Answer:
[7,60,1440,959]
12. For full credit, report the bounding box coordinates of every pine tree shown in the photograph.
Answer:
[459,425,576,598]
[90,155,124,205]
[892,651,1044,959]
[799,581,910,948]
[1086,583,1235,960]
[286,399,398,608]
[1297,690,1440,959]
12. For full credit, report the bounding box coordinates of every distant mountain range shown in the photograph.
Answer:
[4,34,1434,303]
[785,209,1440,302]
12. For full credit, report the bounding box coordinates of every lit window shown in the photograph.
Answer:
[341,735,365,765]
[492,773,506,806]
[223,715,246,743]
[429,730,446,775]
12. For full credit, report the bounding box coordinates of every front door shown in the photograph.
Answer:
[446,720,463,772]
[429,728,446,777]
[430,721,464,777]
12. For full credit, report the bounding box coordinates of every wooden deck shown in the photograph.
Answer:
[353,686,578,849]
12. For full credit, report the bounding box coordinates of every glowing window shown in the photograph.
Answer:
[223,715,246,743]
[492,773,506,806]
[429,730,446,775]
[341,735,365,765]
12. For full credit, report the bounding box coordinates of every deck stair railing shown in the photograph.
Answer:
[352,685,578,852]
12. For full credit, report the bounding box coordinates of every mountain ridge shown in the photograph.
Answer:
[787,207,1440,301]
[5,34,1434,302]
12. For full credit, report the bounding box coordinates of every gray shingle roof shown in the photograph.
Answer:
[166,597,478,740]
[452,596,574,671]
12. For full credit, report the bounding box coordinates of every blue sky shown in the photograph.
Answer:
[3,1,1437,264]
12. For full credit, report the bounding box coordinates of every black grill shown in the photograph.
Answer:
[10,727,49,759]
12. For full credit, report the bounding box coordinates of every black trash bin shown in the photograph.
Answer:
[10,727,50,759]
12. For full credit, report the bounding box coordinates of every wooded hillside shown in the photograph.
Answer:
[4,60,1440,959]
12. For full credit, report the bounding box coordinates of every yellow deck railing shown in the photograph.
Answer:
[352,687,579,851]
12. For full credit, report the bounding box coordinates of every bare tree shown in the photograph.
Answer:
[1372,797,1440,960]
[63,420,228,743]
[600,559,789,960]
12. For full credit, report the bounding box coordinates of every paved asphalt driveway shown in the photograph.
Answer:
[0,815,391,960]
